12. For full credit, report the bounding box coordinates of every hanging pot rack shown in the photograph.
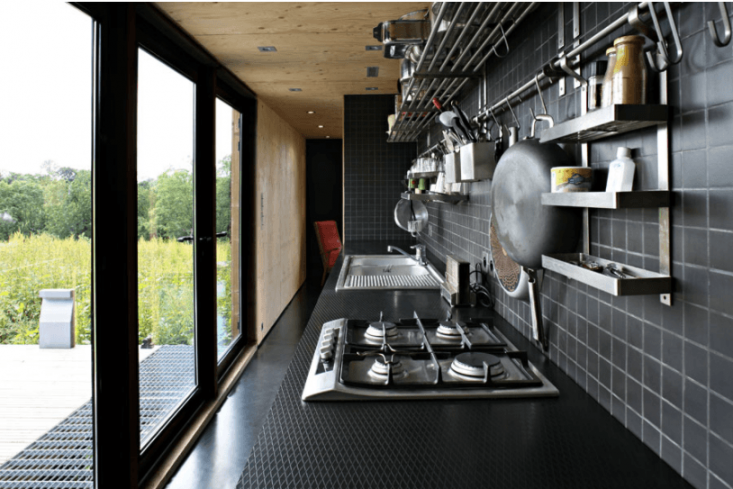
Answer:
[388,2,538,143]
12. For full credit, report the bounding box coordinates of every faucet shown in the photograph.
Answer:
[387,244,428,266]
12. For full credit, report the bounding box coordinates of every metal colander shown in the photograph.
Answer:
[489,212,528,299]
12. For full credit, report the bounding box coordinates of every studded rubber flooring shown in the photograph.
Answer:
[0,345,194,488]
[236,242,692,489]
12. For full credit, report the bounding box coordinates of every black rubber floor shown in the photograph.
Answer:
[164,274,321,489]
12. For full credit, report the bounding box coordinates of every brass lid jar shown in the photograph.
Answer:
[611,35,647,104]
[601,47,617,108]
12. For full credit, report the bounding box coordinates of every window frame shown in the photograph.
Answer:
[75,2,257,486]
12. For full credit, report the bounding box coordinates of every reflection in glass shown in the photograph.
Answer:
[215,99,241,360]
[137,48,196,447]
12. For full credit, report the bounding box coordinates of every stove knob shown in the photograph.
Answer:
[320,344,332,355]
[319,349,333,361]
[323,331,333,341]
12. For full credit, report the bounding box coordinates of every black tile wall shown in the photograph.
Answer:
[343,95,416,242]
[413,3,733,489]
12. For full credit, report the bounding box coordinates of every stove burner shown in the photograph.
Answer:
[436,320,462,339]
[365,311,398,338]
[451,352,504,379]
[370,355,405,377]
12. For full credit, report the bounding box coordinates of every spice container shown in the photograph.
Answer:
[587,60,608,111]
[601,47,616,108]
[612,35,647,105]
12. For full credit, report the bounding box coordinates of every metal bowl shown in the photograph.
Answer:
[394,199,428,235]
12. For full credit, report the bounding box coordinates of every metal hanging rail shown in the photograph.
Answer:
[473,1,684,126]
[387,2,537,143]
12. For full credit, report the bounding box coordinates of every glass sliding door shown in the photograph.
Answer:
[215,99,241,360]
[136,48,196,447]
[0,2,94,485]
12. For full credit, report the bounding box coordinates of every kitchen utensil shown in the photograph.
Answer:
[491,127,582,349]
[451,100,476,142]
[489,212,529,300]
[394,199,428,235]
[438,111,469,143]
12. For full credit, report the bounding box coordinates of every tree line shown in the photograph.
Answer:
[0,157,232,241]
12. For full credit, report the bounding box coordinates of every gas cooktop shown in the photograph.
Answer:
[302,312,558,401]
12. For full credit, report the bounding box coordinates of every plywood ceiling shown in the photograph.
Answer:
[155,2,431,139]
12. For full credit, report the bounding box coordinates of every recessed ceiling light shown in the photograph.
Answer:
[318,125,324,128]
[365,87,378,91]
[326,136,331,138]
[257,46,277,52]
[365,45,382,51]
[307,110,315,114]
[366,67,379,78]
[288,88,302,92]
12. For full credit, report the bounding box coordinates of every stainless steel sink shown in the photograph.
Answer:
[335,255,444,291]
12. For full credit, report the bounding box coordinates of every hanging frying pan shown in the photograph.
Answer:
[491,129,582,349]
[489,212,529,300]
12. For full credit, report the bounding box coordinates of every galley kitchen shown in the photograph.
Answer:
[0,2,731,489]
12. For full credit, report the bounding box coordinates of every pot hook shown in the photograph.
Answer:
[491,24,510,58]
[527,74,555,139]
[504,97,520,130]
[645,2,683,72]
[708,2,732,47]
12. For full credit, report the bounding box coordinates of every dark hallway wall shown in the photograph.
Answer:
[306,139,343,273]
[343,95,416,242]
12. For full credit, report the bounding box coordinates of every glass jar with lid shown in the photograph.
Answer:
[601,47,616,107]
[611,35,647,104]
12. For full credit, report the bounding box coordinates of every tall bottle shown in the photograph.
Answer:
[612,35,647,104]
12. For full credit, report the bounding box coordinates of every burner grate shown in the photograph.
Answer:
[0,345,195,488]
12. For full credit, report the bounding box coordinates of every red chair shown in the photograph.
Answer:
[313,220,342,286]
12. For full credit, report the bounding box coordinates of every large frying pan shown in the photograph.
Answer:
[492,137,582,348]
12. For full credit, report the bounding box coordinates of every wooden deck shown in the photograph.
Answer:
[0,345,158,465]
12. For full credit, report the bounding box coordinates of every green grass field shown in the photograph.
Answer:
[0,233,231,346]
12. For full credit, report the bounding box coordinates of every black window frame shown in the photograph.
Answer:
[75,2,257,487]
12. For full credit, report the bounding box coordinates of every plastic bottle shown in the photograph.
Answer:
[606,147,636,192]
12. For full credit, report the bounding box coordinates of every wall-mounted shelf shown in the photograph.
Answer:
[542,253,672,297]
[409,171,441,179]
[540,104,670,144]
[541,190,670,209]
[401,191,466,204]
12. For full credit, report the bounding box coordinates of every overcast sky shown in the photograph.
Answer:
[0,1,234,181]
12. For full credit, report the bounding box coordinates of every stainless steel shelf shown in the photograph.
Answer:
[541,190,670,209]
[542,253,672,297]
[409,171,441,179]
[539,104,670,144]
[401,191,467,204]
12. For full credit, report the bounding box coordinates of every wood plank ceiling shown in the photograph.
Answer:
[155,2,431,139]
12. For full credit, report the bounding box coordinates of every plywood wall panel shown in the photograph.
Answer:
[255,101,306,344]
